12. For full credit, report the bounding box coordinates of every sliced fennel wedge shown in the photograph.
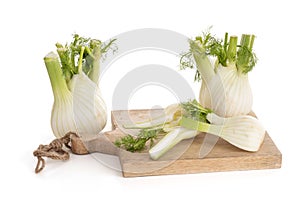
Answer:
[149,113,265,160]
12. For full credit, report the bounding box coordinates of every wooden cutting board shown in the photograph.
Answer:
[71,109,282,177]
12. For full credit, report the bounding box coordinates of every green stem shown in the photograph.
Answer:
[249,35,255,50]
[84,46,95,59]
[180,117,223,137]
[77,46,85,74]
[71,51,76,70]
[56,46,73,83]
[236,34,254,73]
[71,35,79,69]
[180,117,210,132]
[241,34,251,47]
[88,45,101,84]
[223,32,228,51]
[227,36,238,64]
[190,40,215,82]
[44,52,70,101]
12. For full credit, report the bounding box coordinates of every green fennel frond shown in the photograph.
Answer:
[114,127,165,152]
[181,99,212,122]
[55,34,117,81]
[180,29,258,80]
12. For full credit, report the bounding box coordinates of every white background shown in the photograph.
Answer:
[0,0,299,199]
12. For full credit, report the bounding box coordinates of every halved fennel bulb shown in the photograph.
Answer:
[205,113,265,151]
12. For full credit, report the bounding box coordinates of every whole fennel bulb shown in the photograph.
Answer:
[181,31,257,117]
[44,35,116,138]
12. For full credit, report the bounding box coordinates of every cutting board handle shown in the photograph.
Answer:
[71,129,122,156]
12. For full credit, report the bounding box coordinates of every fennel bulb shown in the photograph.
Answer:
[44,35,116,138]
[199,63,253,117]
[181,31,257,117]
